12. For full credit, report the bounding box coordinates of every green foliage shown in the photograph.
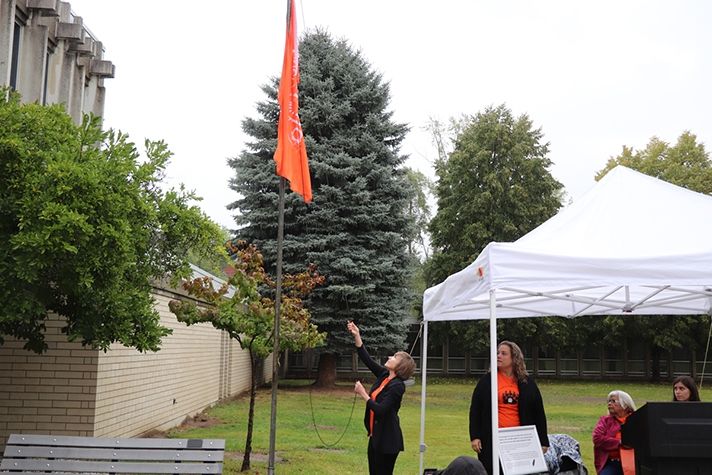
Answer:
[169,241,325,357]
[186,226,233,279]
[596,131,712,194]
[228,30,413,354]
[425,105,564,288]
[598,314,707,356]
[403,167,433,261]
[0,95,222,353]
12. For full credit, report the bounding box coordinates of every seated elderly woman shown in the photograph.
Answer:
[592,390,636,475]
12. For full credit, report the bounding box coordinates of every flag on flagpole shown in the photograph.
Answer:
[274,0,312,203]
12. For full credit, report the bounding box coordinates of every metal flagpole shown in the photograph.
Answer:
[268,177,286,475]
[490,289,499,475]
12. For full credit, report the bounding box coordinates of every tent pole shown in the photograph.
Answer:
[490,289,500,475]
[419,320,429,475]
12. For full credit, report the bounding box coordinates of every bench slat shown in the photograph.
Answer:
[2,445,224,462]
[0,459,223,474]
[2,434,225,474]
[0,472,94,475]
[6,434,224,450]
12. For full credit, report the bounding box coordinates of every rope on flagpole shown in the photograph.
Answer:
[409,320,424,356]
[699,314,712,389]
[298,0,307,32]
[308,387,358,448]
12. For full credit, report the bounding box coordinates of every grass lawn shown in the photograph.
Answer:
[169,378,705,474]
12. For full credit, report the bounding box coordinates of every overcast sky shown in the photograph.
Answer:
[68,0,712,230]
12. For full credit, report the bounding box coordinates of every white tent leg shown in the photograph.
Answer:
[419,320,429,475]
[490,289,500,475]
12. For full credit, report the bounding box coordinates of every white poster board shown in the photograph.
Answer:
[498,425,547,475]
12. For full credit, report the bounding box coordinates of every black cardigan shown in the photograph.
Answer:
[357,344,406,454]
[469,372,548,453]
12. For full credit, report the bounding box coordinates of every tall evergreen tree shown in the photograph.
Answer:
[228,30,412,385]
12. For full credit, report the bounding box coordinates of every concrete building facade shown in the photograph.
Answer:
[0,0,114,122]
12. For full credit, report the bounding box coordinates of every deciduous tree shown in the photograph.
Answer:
[423,105,563,356]
[596,131,712,194]
[425,105,564,288]
[169,240,325,471]
[0,91,221,353]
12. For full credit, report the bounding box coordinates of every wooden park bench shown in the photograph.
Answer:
[1,434,224,474]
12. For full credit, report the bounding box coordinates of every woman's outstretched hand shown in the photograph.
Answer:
[347,321,363,348]
[354,380,369,401]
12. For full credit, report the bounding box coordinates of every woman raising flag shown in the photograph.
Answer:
[347,321,416,475]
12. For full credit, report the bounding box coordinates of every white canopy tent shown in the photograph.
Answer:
[418,166,712,474]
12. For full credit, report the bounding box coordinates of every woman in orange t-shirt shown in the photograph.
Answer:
[469,341,548,475]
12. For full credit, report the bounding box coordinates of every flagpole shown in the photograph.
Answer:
[268,177,286,475]
[270,0,309,467]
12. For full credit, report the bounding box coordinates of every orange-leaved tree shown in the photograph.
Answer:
[169,240,325,471]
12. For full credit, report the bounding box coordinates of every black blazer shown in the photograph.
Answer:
[357,344,406,454]
[469,372,548,474]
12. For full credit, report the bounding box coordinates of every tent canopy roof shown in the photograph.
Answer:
[423,166,712,321]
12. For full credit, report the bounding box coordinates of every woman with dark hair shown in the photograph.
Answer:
[469,341,548,475]
[672,375,701,401]
[347,321,416,475]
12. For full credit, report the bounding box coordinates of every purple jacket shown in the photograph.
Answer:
[592,414,622,474]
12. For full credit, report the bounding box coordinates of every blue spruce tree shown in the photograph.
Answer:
[228,30,413,385]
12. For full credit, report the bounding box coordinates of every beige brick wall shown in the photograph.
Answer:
[0,314,98,449]
[93,292,255,437]
[1,287,273,450]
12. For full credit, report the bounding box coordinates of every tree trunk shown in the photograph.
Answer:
[241,351,258,471]
[314,352,337,388]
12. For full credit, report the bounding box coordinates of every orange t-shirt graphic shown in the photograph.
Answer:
[497,371,520,428]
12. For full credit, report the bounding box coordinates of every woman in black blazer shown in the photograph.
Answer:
[348,321,416,475]
[469,341,548,475]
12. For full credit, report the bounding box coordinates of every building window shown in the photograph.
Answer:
[42,51,50,104]
[10,21,22,90]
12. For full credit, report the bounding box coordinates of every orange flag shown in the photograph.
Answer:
[273,0,312,203]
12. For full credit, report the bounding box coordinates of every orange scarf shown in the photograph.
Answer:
[610,414,629,460]
[369,377,392,436]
